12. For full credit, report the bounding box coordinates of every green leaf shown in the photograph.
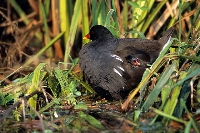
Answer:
[13,109,21,121]
[53,67,69,95]
[0,91,13,105]
[140,6,148,10]
[47,75,60,98]
[128,1,140,8]
[27,63,47,112]
[75,91,81,96]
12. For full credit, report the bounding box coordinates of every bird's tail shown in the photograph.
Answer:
[158,27,174,47]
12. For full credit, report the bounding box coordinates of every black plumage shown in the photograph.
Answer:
[79,25,173,100]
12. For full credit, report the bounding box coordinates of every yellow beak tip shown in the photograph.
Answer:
[83,37,88,40]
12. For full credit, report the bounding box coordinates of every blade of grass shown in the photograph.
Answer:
[130,0,155,38]
[105,9,115,28]
[38,98,60,114]
[59,0,71,49]
[141,0,168,34]
[81,0,89,45]
[150,79,175,125]
[184,121,192,133]
[78,111,105,130]
[141,63,176,111]
[162,84,182,124]
[92,0,98,26]
[39,2,53,57]
[169,68,200,89]
[64,0,82,66]
[69,73,94,93]
[10,0,30,24]
[44,0,50,15]
[122,0,128,31]
[178,0,182,40]
[23,31,65,67]
[98,1,106,25]
[150,107,187,125]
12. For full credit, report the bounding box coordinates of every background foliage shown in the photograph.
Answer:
[0,0,200,132]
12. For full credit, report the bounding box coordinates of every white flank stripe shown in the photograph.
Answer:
[111,54,123,62]
[162,36,171,51]
[150,36,172,70]
[113,68,122,77]
[117,66,125,71]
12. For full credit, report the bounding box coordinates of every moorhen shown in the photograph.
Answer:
[79,25,173,100]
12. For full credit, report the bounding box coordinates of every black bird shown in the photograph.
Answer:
[79,25,173,100]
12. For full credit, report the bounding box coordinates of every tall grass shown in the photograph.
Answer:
[0,0,199,132]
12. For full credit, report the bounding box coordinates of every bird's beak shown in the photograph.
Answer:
[135,61,140,66]
[83,33,90,39]
[132,60,140,66]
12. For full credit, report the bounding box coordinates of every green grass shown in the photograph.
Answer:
[0,0,199,132]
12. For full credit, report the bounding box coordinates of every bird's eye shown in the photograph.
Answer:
[133,58,138,62]
[91,31,94,34]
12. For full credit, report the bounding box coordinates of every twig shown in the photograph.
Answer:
[26,102,45,133]
[0,11,37,27]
